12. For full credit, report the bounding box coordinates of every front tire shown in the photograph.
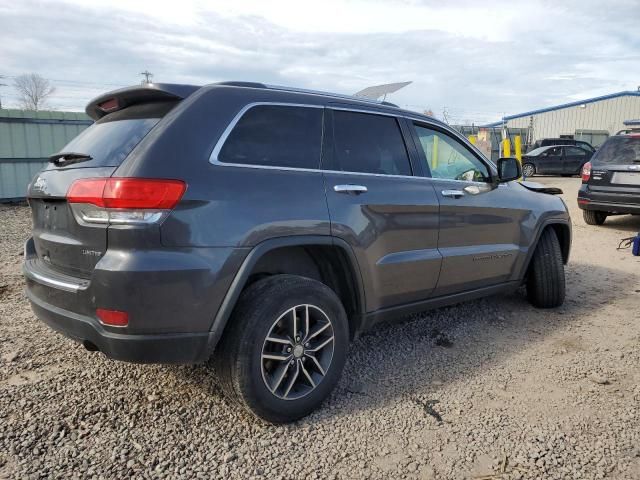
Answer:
[522,163,536,177]
[526,228,565,308]
[583,210,607,225]
[214,275,349,423]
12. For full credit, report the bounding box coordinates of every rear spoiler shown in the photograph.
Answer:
[86,83,201,120]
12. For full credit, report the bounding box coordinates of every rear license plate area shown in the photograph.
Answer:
[611,172,640,185]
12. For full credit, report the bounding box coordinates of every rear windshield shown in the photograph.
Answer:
[47,101,176,169]
[591,136,640,165]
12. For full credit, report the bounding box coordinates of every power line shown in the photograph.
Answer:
[2,74,127,89]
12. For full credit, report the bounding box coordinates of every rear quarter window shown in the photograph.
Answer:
[217,105,323,169]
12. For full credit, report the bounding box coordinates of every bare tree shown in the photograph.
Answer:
[13,74,55,111]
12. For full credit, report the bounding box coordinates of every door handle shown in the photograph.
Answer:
[334,184,368,195]
[441,189,465,198]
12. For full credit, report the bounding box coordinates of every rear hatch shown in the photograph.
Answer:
[27,100,178,278]
[587,135,640,203]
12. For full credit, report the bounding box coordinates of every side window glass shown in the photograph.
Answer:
[547,147,562,157]
[566,146,586,156]
[332,110,412,176]
[218,105,323,169]
[413,124,490,182]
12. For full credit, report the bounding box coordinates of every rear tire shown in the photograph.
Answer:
[526,228,565,308]
[583,210,607,225]
[214,274,349,423]
[522,163,535,177]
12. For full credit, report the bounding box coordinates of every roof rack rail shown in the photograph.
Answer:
[211,81,402,108]
[215,81,267,89]
[264,84,399,107]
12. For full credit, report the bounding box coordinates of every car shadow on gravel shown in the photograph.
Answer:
[163,260,640,426]
[589,215,640,233]
[307,260,639,421]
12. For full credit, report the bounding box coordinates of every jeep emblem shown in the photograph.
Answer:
[33,176,47,192]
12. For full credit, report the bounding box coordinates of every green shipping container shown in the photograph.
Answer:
[0,109,92,200]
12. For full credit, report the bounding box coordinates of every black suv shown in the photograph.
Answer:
[24,82,571,422]
[578,130,640,225]
[529,138,596,153]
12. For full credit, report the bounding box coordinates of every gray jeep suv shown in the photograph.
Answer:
[23,82,571,422]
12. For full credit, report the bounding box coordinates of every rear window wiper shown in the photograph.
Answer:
[49,152,93,166]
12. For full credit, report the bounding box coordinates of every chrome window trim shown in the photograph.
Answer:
[330,105,401,118]
[208,101,494,181]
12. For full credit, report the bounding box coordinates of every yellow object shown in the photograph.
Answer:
[468,135,477,145]
[514,135,524,180]
[514,135,522,162]
[502,138,511,158]
[432,135,439,169]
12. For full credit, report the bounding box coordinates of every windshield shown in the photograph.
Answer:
[47,101,176,169]
[591,136,640,165]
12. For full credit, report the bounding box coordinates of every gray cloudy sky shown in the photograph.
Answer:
[1,0,639,123]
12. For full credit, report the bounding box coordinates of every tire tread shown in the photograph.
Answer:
[526,228,565,308]
[583,210,607,225]
[213,274,348,423]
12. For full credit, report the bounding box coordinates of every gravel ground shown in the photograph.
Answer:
[1,177,639,480]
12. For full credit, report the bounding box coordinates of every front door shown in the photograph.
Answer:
[408,122,529,296]
[323,108,442,312]
[539,146,564,174]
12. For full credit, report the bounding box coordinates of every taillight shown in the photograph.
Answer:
[96,308,129,327]
[581,162,592,183]
[67,178,186,225]
[98,98,119,112]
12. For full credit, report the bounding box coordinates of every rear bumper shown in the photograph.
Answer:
[578,185,640,214]
[27,287,212,363]
[23,237,247,364]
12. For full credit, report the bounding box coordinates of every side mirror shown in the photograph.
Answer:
[497,157,521,183]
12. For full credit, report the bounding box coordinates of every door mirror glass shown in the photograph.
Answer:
[497,157,521,182]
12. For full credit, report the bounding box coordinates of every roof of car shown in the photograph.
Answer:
[86,81,443,126]
[208,82,445,125]
[526,145,585,155]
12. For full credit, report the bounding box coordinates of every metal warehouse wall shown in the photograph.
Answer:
[505,95,640,145]
[0,109,92,200]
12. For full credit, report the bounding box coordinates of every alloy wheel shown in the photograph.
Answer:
[261,304,335,400]
[523,164,535,177]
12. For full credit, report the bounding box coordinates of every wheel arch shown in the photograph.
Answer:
[520,219,571,280]
[206,236,366,354]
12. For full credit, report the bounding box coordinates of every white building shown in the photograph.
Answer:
[486,91,640,147]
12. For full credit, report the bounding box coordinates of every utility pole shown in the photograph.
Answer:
[140,70,153,84]
[442,107,450,124]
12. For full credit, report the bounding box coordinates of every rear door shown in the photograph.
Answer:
[563,146,590,174]
[27,102,175,278]
[588,136,640,204]
[408,121,527,296]
[323,108,441,312]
